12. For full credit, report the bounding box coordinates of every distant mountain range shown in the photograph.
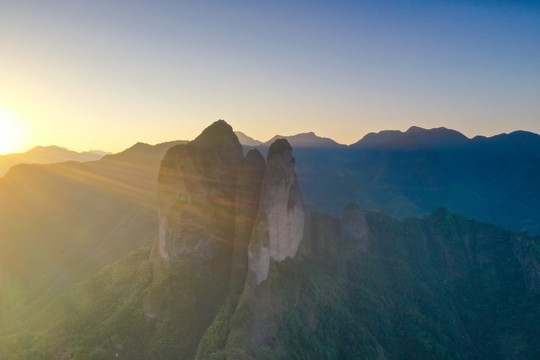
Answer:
[233,126,540,235]
[236,126,465,149]
[235,130,346,148]
[6,126,534,179]
[237,126,540,151]
[299,128,540,234]
[0,145,111,176]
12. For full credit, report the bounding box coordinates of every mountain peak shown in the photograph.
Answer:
[264,132,344,148]
[268,138,293,158]
[405,126,425,133]
[198,119,232,134]
[26,145,72,155]
[194,119,234,143]
[234,131,263,146]
[155,120,243,264]
[353,126,469,149]
[188,120,243,159]
[0,145,109,176]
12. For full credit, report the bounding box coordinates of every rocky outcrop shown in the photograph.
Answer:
[153,122,306,289]
[513,235,540,293]
[248,139,306,285]
[155,120,243,265]
[340,203,369,252]
[152,124,309,357]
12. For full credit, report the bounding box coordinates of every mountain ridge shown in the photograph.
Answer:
[0,145,111,176]
[352,126,470,149]
[234,126,540,151]
[234,131,264,146]
[263,131,346,148]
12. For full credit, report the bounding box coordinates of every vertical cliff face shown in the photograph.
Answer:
[248,139,306,285]
[229,149,266,295]
[155,120,243,265]
[154,122,307,291]
[221,139,307,355]
[152,125,309,357]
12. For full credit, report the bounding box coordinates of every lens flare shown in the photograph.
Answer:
[0,107,24,155]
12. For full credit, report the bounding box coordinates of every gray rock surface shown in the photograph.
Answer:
[229,149,265,294]
[155,120,243,264]
[248,139,306,285]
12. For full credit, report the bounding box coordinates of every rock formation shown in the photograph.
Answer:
[229,149,265,295]
[340,203,369,252]
[153,122,306,288]
[155,120,243,266]
[152,122,309,356]
[247,139,306,285]
[514,235,540,293]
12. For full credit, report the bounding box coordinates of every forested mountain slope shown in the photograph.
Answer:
[0,140,185,322]
[2,208,539,360]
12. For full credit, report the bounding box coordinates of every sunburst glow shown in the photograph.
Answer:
[0,107,24,155]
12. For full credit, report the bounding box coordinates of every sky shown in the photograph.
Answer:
[0,0,539,154]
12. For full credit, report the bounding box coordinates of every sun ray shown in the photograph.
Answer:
[0,107,24,155]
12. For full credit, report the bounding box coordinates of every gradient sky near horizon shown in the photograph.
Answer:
[0,0,539,154]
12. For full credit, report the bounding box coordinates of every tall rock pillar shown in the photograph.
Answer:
[154,120,243,271]
[248,139,306,285]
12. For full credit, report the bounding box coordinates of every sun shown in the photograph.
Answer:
[0,107,24,155]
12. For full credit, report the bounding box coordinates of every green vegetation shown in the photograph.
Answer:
[0,246,228,360]
[2,209,540,359]
[1,247,152,360]
[222,209,540,359]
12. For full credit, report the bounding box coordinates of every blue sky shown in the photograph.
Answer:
[0,0,539,152]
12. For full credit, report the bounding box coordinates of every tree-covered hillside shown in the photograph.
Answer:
[292,129,540,235]
[2,208,539,359]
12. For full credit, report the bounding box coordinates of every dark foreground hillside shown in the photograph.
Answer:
[2,208,539,360]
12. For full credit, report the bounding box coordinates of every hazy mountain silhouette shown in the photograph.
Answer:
[264,131,346,148]
[351,126,470,149]
[0,139,186,320]
[234,131,263,146]
[0,145,111,176]
[235,130,346,148]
